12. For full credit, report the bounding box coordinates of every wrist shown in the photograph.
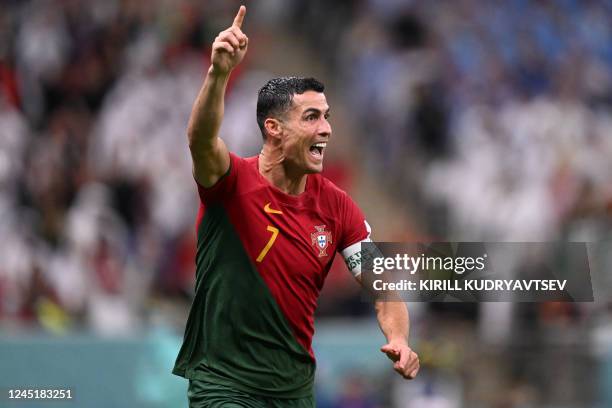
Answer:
[387,336,409,346]
[208,65,232,80]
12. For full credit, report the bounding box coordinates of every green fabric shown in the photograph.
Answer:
[173,205,314,398]
[187,379,315,408]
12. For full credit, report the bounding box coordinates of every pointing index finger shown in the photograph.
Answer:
[232,5,246,29]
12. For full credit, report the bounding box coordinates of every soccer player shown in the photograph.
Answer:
[173,6,419,407]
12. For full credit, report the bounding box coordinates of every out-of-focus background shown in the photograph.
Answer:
[0,0,611,407]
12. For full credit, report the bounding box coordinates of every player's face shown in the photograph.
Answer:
[280,91,331,174]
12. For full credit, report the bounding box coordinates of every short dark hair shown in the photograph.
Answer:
[256,77,325,139]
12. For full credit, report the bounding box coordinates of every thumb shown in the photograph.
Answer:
[380,344,400,359]
[380,344,396,353]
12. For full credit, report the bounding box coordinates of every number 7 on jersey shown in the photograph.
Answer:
[256,225,279,262]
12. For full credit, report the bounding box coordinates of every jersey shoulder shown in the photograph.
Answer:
[309,174,370,250]
[231,153,258,177]
[196,153,260,203]
[308,173,353,210]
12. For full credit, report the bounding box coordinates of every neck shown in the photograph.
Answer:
[259,143,307,195]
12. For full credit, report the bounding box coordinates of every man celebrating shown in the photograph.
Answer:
[173,6,419,407]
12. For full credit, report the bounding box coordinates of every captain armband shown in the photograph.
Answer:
[341,239,383,278]
[341,220,375,277]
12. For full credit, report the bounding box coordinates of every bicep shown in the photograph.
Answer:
[190,137,230,188]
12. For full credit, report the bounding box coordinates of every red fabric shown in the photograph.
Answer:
[195,154,369,357]
[0,63,21,108]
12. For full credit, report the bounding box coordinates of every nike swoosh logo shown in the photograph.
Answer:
[264,202,283,214]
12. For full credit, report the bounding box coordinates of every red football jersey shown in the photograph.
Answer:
[196,153,369,356]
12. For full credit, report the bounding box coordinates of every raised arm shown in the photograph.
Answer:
[188,5,248,187]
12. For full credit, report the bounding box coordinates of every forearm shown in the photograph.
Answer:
[187,67,231,151]
[187,6,247,187]
[375,300,409,344]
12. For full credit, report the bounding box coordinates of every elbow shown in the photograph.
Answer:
[187,126,204,152]
[187,127,215,154]
[187,123,197,149]
[187,131,196,151]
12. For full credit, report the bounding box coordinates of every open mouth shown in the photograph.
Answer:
[309,142,327,159]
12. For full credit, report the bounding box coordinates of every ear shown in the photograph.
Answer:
[263,118,283,142]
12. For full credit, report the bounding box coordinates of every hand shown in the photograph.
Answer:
[211,5,248,75]
[381,341,420,380]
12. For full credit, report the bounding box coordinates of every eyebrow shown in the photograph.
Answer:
[302,107,330,115]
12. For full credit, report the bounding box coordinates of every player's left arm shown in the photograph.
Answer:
[373,295,420,380]
[350,272,419,380]
[341,237,420,380]
[339,192,419,379]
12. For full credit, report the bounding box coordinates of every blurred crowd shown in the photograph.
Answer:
[327,0,612,240]
[1,0,211,333]
[0,0,611,406]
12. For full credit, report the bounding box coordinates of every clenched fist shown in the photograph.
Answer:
[211,5,248,75]
[381,342,420,380]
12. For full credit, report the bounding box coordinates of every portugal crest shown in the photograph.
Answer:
[311,225,332,257]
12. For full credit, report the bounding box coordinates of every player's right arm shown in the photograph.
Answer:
[187,6,248,188]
